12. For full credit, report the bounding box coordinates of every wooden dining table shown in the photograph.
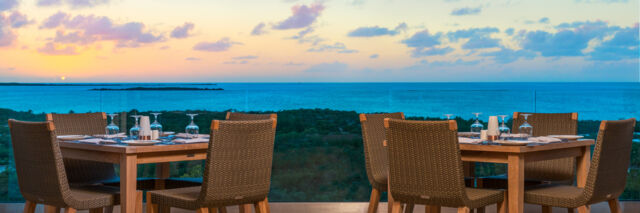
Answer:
[58,141,210,213]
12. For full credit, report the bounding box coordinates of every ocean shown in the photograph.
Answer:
[0,82,638,120]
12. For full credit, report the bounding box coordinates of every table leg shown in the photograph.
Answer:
[121,154,138,213]
[507,154,524,213]
[576,146,591,188]
[155,163,170,189]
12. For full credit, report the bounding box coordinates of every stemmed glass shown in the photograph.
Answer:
[470,113,484,137]
[444,114,454,120]
[150,113,163,135]
[129,115,141,139]
[185,114,199,138]
[518,114,533,139]
[498,115,510,140]
[105,113,120,135]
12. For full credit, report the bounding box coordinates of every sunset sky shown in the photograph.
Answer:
[0,0,638,82]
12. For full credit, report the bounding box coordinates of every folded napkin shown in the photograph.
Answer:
[77,138,117,144]
[172,138,209,144]
[458,137,483,144]
[175,133,209,139]
[529,136,562,143]
[94,133,126,139]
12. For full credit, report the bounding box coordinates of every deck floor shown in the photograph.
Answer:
[1,201,638,213]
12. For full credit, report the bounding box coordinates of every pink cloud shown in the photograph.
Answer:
[37,42,78,55]
[40,12,165,48]
[170,22,194,39]
[193,38,241,52]
[273,3,324,30]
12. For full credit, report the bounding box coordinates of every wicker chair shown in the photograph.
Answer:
[524,118,636,213]
[47,113,119,185]
[384,118,506,213]
[8,119,143,213]
[226,112,277,121]
[478,112,579,189]
[359,113,405,213]
[147,118,276,213]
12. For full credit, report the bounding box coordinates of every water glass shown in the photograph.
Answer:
[498,115,510,140]
[105,113,120,135]
[518,114,533,139]
[185,114,199,138]
[130,115,141,139]
[150,113,163,135]
[470,113,484,138]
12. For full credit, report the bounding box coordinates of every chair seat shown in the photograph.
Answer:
[149,186,202,210]
[67,185,120,210]
[465,188,504,209]
[524,184,586,208]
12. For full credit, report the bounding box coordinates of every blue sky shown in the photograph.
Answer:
[0,0,638,82]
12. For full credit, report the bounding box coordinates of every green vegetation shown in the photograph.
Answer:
[0,108,638,202]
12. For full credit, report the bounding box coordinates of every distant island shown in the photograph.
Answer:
[90,87,224,91]
[0,83,124,86]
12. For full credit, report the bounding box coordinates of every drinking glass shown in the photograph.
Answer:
[470,113,484,137]
[443,114,454,120]
[518,114,533,139]
[105,113,120,135]
[498,115,510,140]
[129,115,141,139]
[150,113,163,134]
[185,114,199,138]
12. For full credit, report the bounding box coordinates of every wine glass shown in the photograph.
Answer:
[518,114,533,139]
[105,113,120,135]
[150,113,163,135]
[498,115,510,140]
[185,114,199,138]
[470,113,484,138]
[443,114,454,120]
[129,115,141,139]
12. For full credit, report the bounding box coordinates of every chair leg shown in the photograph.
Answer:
[146,191,159,213]
[23,200,36,213]
[404,203,414,213]
[239,204,251,213]
[208,208,219,213]
[542,206,552,213]
[64,208,77,213]
[497,191,507,213]
[568,208,575,213]
[457,207,471,213]
[218,206,228,213]
[425,205,441,213]
[89,208,103,213]
[390,201,403,213]
[608,199,621,213]
[577,205,590,213]
[159,206,170,213]
[263,198,271,213]
[104,206,114,213]
[44,205,60,213]
[196,208,210,213]
[368,188,381,213]
[255,200,269,213]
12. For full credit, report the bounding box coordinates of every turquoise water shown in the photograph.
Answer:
[0,82,638,120]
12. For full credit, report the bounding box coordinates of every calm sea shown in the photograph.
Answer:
[0,82,638,120]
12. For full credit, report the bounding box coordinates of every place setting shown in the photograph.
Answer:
[455,113,585,146]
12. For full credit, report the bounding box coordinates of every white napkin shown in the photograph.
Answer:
[172,138,209,144]
[175,133,209,138]
[77,138,116,144]
[94,133,126,139]
[529,137,562,143]
[458,137,483,144]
